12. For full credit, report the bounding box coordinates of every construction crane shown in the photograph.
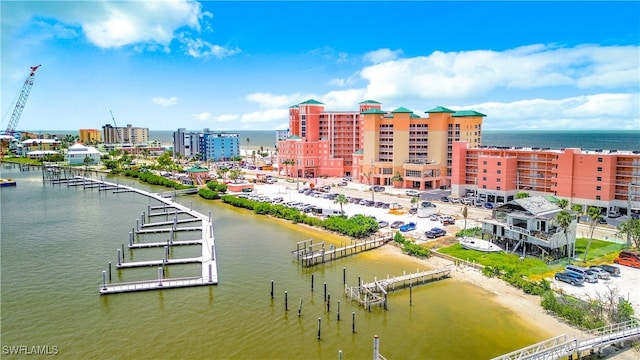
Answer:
[1,64,41,156]
[109,110,122,144]
[3,65,41,137]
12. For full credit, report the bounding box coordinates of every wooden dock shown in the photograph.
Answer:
[292,234,393,267]
[48,176,220,295]
[345,267,452,308]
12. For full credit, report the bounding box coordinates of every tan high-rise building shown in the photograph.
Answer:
[102,124,148,145]
[79,129,102,144]
[360,106,484,190]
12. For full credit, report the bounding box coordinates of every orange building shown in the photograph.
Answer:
[278,99,377,178]
[358,106,484,190]
[278,101,485,189]
[79,129,102,144]
[451,141,640,215]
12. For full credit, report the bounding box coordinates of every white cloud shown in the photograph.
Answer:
[246,92,310,109]
[152,96,177,106]
[462,93,640,130]
[358,44,640,102]
[363,48,402,64]
[81,0,202,48]
[240,109,289,123]
[192,112,212,121]
[215,114,239,122]
[176,32,241,58]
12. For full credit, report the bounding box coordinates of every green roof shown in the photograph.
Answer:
[299,99,324,105]
[361,108,386,114]
[391,106,413,113]
[410,113,421,118]
[288,104,299,109]
[186,166,209,173]
[453,110,487,117]
[287,135,302,140]
[425,106,455,113]
[359,100,381,104]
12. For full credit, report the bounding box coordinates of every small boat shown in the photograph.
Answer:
[459,237,502,253]
[0,178,17,187]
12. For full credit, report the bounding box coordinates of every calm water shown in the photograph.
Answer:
[1,166,552,359]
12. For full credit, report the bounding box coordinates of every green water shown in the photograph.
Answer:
[0,166,552,359]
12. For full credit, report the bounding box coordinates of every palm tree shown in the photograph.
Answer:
[462,205,469,232]
[516,192,530,199]
[557,199,569,209]
[583,206,602,261]
[282,159,294,179]
[554,210,573,259]
[245,137,250,150]
[334,194,348,214]
[410,196,419,209]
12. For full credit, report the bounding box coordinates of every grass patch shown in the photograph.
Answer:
[574,237,625,262]
[438,244,550,277]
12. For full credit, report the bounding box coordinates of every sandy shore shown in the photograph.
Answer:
[375,244,640,359]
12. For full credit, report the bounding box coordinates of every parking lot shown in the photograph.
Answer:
[551,264,640,314]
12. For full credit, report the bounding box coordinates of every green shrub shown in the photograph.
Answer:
[197,188,219,200]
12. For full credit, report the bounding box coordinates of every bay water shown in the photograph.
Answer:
[1,165,552,359]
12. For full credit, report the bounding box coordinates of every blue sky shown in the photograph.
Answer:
[2,1,639,132]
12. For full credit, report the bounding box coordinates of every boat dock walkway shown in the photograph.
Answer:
[48,176,219,295]
[491,319,640,360]
[345,267,452,309]
[292,234,393,267]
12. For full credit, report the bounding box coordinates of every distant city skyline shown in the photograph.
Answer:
[2,1,639,132]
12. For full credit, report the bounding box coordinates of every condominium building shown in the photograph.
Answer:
[451,141,640,214]
[357,106,484,190]
[173,128,239,161]
[102,124,148,145]
[79,129,102,144]
[278,99,376,178]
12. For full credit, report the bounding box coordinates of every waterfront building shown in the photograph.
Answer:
[102,124,149,145]
[358,106,484,190]
[79,129,102,144]
[18,138,60,154]
[451,141,640,215]
[173,128,239,161]
[65,143,101,165]
[481,196,577,259]
[275,129,289,143]
[277,99,379,178]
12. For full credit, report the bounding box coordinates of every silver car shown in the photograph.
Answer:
[586,267,610,280]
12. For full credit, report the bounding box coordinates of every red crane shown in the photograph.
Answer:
[3,64,41,137]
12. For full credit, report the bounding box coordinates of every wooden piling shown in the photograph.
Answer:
[298,298,303,317]
[317,318,321,340]
[324,282,327,301]
[311,274,314,292]
[271,280,274,299]
[327,294,331,312]
[352,312,355,333]
[108,262,112,281]
[337,300,340,321]
[285,291,288,311]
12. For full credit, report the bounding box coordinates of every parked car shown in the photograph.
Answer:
[390,221,405,229]
[440,196,450,202]
[565,265,598,283]
[607,210,621,218]
[440,216,455,225]
[369,185,385,192]
[618,250,640,261]
[585,267,610,280]
[554,271,585,286]
[631,213,640,220]
[429,214,441,221]
[399,222,417,232]
[590,264,621,276]
[425,227,446,238]
[614,256,640,268]
[482,202,494,209]
[337,181,348,186]
[377,220,389,228]
[409,208,417,215]
[343,176,352,182]
[406,190,420,197]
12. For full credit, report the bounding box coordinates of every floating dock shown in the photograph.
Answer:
[292,235,393,267]
[345,267,452,308]
[45,176,219,295]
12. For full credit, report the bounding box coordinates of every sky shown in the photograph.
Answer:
[1,1,639,132]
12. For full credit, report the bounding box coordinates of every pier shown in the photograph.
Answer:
[45,175,219,295]
[345,267,452,309]
[292,234,393,267]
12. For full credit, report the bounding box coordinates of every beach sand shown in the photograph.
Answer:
[376,244,640,359]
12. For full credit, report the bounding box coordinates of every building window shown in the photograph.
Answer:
[497,161,501,166]
[483,161,487,165]
[497,170,502,174]
[483,169,487,173]
[597,167,602,172]
[597,157,603,163]
[496,186,501,190]
[596,195,601,200]
[482,185,487,189]
[482,177,487,181]
[597,176,602,182]
[596,186,601,191]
